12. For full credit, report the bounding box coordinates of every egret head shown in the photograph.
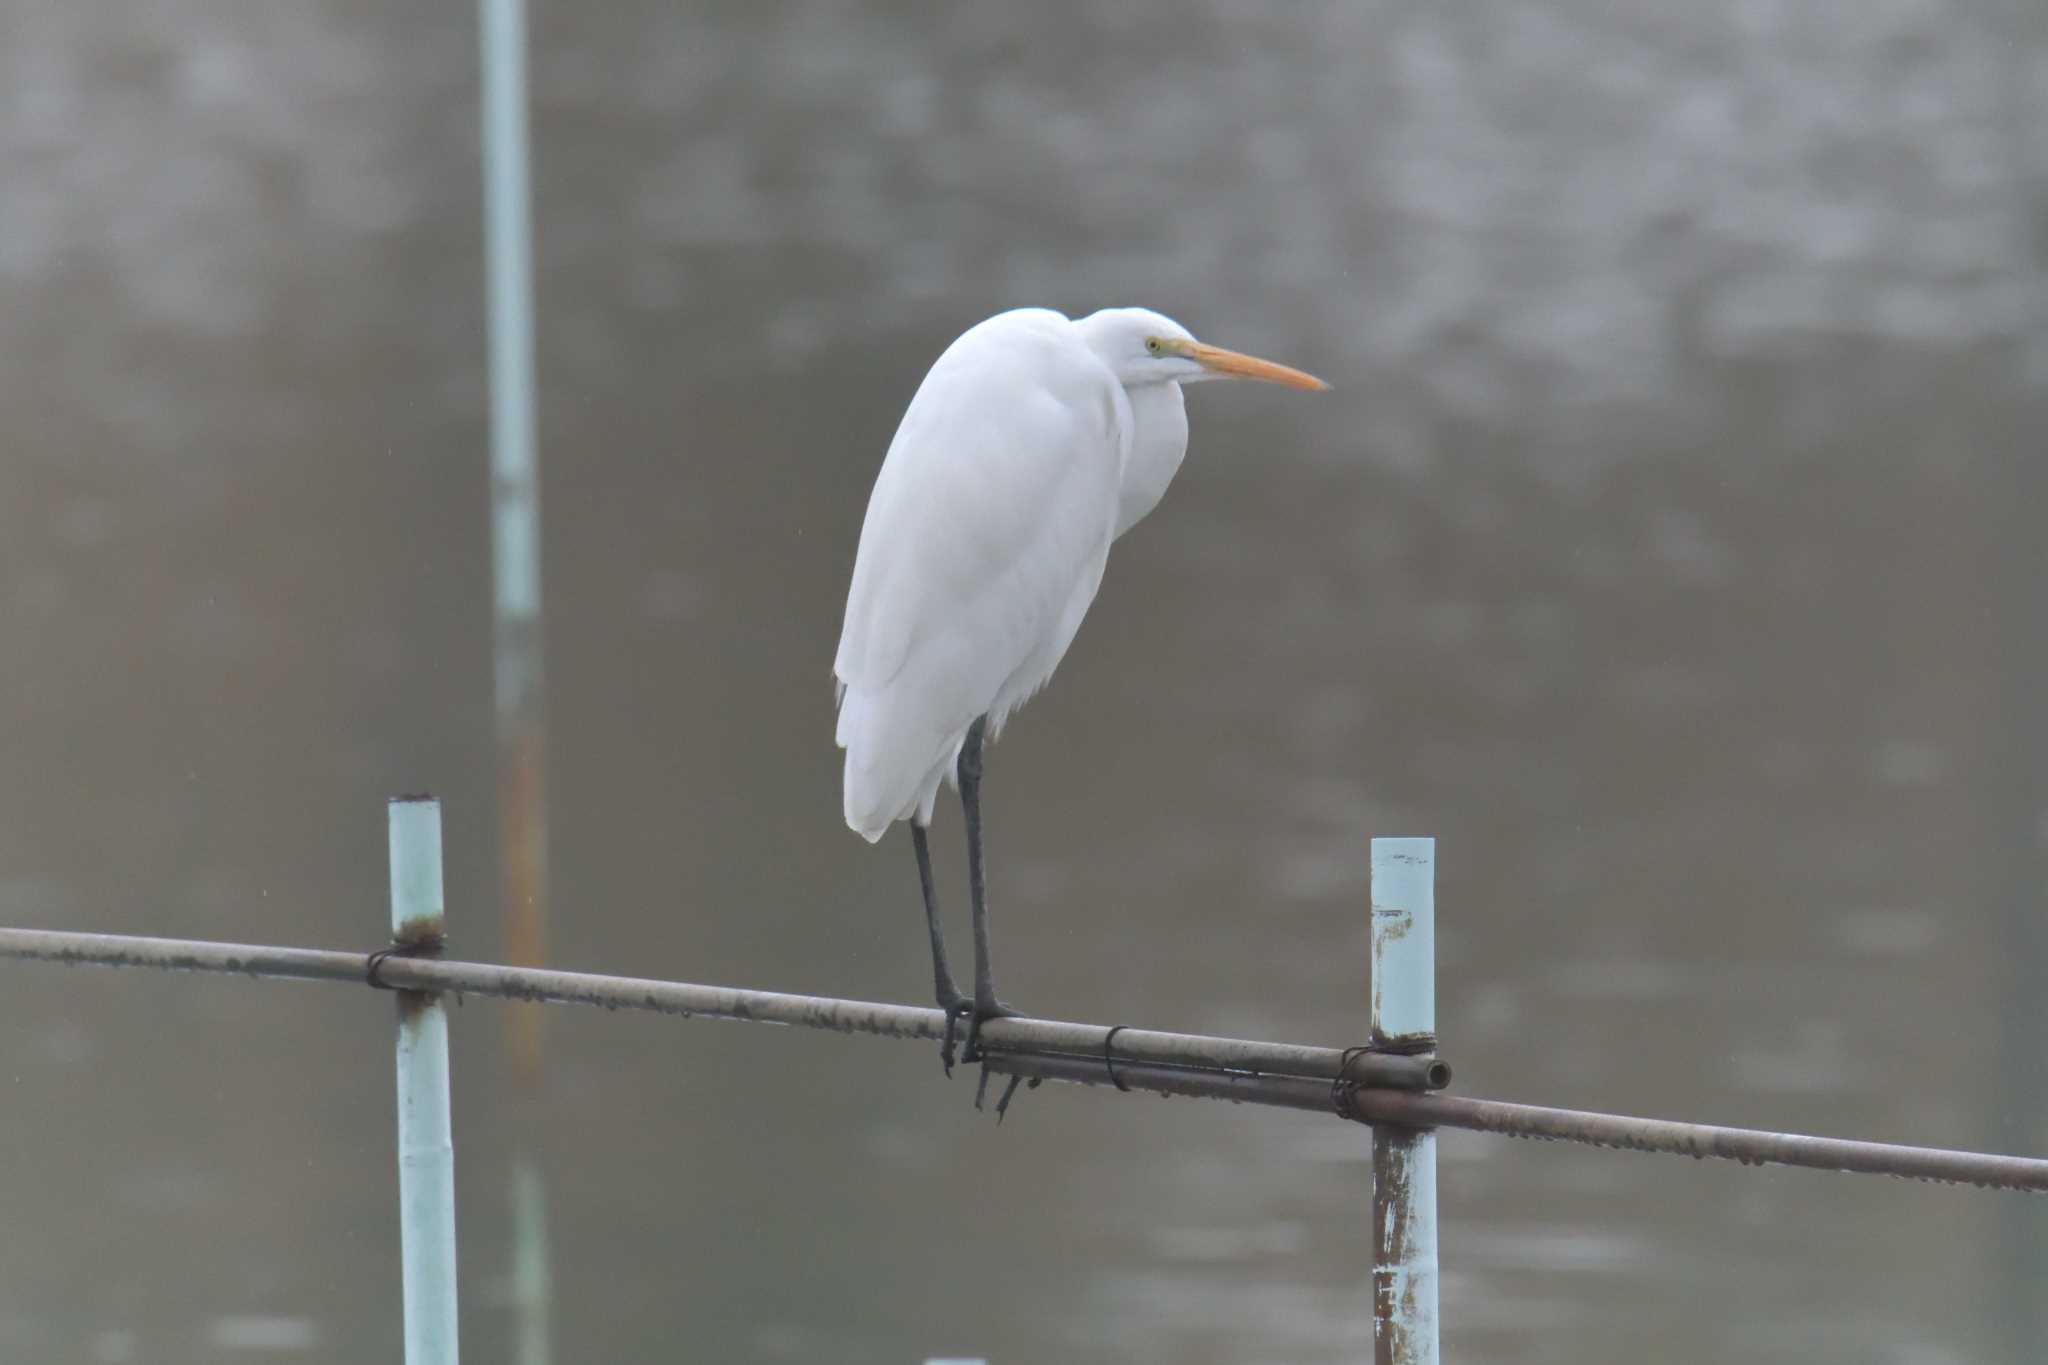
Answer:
[1076,307,1329,392]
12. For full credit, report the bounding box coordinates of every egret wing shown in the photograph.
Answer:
[834,311,1129,835]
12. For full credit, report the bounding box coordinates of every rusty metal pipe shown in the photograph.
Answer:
[1346,1090,2048,1192]
[0,926,1441,1091]
[6,925,2048,1193]
[980,1060,2048,1195]
[975,1049,1351,1112]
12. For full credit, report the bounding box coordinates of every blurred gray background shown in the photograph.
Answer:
[4,1,2047,1361]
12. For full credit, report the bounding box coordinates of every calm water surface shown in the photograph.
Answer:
[3,3,2046,1361]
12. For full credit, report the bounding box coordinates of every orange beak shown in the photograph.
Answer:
[1185,340,1329,391]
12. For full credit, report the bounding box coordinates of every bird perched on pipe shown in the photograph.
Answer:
[834,306,1327,1079]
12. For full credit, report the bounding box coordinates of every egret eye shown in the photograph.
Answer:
[1145,337,1163,355]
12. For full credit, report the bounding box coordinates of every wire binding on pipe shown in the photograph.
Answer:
[1332,1045,1371,1122]
[1103,1024,1132,1092]
[366,934,446,991]
[1332,1044,1438,1126]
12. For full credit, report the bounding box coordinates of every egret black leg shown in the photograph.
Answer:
[911,822,970,1075]
[957,715,1019,1070]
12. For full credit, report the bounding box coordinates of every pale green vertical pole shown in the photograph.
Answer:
[481,0,539,656]
[480,0,555,1358]
[473,0,552,1358]
[1370,837,1439,1365]
[390,795,459,1363]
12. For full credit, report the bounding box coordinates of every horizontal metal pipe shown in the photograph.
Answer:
[973,1018,1448,1091]
[979,1047,1347,1113]
[1345,1091,2048,1194]
[0,927,1439,1091]
[978,1057,2048,1192]
[6,926,2045,1192]
[994,1056,2048,1193]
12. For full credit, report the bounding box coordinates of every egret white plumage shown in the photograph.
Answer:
[834,306,1326,1075]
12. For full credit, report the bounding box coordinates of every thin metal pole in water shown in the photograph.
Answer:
[479,0,555,1357]
[1370,838,1439,1365]
[390,796,459,1364]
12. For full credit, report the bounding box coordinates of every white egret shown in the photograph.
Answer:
[834,306,1326,1074]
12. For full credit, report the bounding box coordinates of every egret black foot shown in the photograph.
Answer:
[958,998,1020,1066]
[976,1063,1040,1120]
[935,991,973,1077]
